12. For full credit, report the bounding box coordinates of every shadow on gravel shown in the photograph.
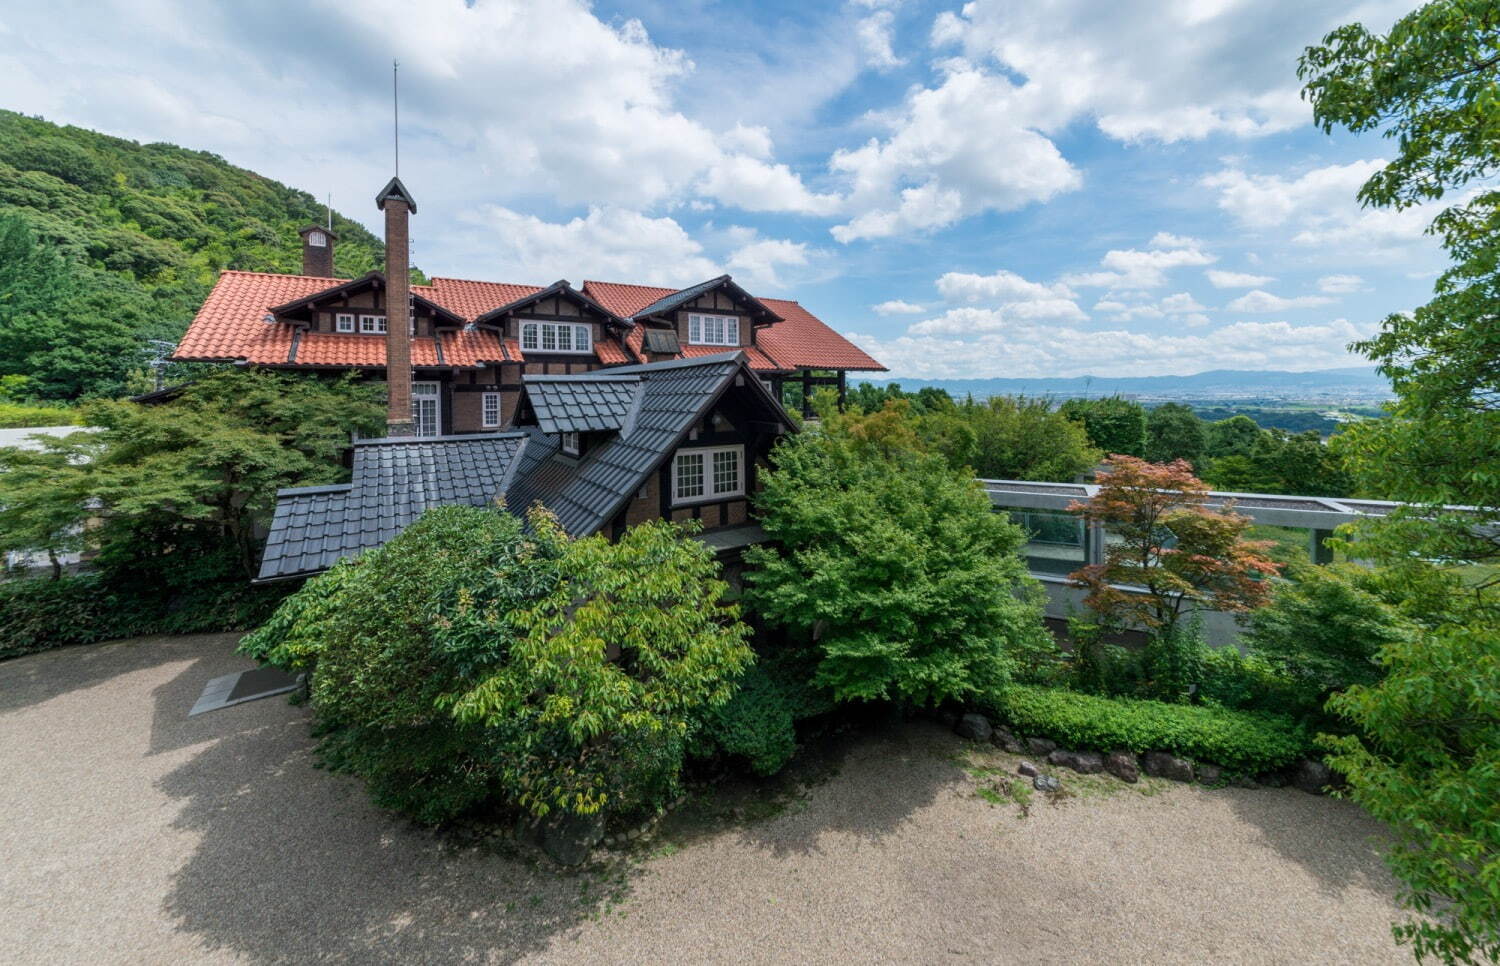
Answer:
[0,632,242,716]
[1219,787,1397,900]
[660,714,968,860]
[151,672,633,963]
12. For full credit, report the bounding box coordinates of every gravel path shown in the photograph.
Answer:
[0,633,1408,965]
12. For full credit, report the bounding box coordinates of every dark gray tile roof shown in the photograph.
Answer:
[506,351,785,537]
[257,432,527,581]
[524,375,642,434]
[626,275,782,323]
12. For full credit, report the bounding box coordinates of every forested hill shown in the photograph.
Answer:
[0,110,421,399]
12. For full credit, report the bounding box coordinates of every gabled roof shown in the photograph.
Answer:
[375,176,417,213]
[267,271,466,328]
[256,432,527,581]
[298,225,338,240]
[471,279,625,328]
[521,374,643,434]
[624,275,782,324]
[505,351,796,537]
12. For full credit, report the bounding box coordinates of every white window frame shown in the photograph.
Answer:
[481,392,502,428]
[307,230,327,248]
[686,313,739,347]
[360,314,387,334]
[335,312,355,333]
[411,381,441,437]
[560,431,580,457]
[672,445,744,505]
[519,321,593,354]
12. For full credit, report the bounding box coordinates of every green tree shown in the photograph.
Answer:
[1250,429,1352,497]
[0,431,100,578]
[1206,414,1263,460]
[1302,5,1500,958]
[1059,396,1147,458]
[1244,564,1416,714]
[1146,402,1207,466]
[939,396,1100,482]
[746,397,1051,707]
[244,506,752,825]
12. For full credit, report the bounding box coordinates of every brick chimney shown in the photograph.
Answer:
[297,225,337,277]
[376,177,417,436]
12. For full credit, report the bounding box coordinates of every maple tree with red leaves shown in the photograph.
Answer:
[1068,456,1281,635]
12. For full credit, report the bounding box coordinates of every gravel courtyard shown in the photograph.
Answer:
[1,633,1410,965]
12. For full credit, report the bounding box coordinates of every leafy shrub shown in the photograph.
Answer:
[697,665,798,776]
[244,505,753,825]
[747,398,1051,707]
[1196,646,1313,719]
[1245,564,1415,704]
[1065,617,1143,697]
[0,401,77,428]
[983,684,1309,774]
[0,542,289,660]
[1139,617,1207,703]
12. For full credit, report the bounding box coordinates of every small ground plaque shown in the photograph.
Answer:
[189,666,301,716]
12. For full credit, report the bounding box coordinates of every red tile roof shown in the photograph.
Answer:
[174,270,883,373]
[758,298,886,372]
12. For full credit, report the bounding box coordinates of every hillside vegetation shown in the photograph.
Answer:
[0,110,420,399]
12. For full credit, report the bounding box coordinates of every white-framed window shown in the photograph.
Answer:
[561,431,580,457]
[672,445,743,505]
[335,312,355,333]
[687,313,739,346]
[360,314,387,334]
[519,322,593,354]
[307,230,327,248]
[481,392,501,428]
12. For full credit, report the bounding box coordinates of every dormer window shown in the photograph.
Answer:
[307,231,328,247]
[335,313,355,333]
[521,322,593,355]
[672,445,744,505]
[561,431,581,457]
[687,313,739,346]
[360,315,387,334]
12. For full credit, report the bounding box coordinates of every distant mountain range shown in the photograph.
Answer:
[863,367,1392,400]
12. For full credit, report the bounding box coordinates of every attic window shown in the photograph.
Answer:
[520,322,593,354]
[687,313,738,347]
[561,431,581,457]
[307,231,327,247]
[672,445,743,505]
[642,329,680,354]
[335,313,355,333]
[360,315,387,334]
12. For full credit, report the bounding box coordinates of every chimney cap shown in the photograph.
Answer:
[376,176,418,214]
[298,224,340,240]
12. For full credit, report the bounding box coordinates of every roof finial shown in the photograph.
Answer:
[392,58,400,178]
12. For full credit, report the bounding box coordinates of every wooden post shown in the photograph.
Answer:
[801,369,812,418]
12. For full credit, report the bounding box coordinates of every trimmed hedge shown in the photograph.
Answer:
[982,684,1309,774]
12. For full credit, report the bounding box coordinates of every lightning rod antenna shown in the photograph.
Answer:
[393,58,400,177]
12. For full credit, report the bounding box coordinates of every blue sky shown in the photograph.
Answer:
[0,0,1442,378]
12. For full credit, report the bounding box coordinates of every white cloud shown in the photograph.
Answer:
[855,8,904,70]
[1317,273,1365,294]
[1094,291,1206,322]
[1226,289,1336,313]
[909,301,1088,335]
[1206,269,1274,288]
[1159,292,1206,314]
[1064,233,1216,291]
[464,205,719,286]
[928,0,1410,143]
[725,237,811,290]
[872,299,927,315]
[1202,161,1446,258]
[0,0,842,281]
[852,317,1375,379]
[936,269,1075,304]
[829,64,1081,241]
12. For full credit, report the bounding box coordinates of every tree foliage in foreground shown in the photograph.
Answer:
[1302,4,1500,959]
[746,395,1051,707]
[242,506,752,825]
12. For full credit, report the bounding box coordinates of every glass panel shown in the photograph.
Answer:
[712,449,739,494]
[689,315,701,343]
[521,323,538,350]
[1008,508,1087,576]
[675,452,704,500]
[574,324,591,351]
[542,324,558,351]
[482,393,500,426]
